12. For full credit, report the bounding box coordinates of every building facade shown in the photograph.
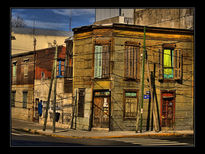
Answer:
[94,8,194,30]
[134,8,194,30]
[11,27,72,55]
[11,44,73,127]
[72,23,194,131]
[11,51,35,121]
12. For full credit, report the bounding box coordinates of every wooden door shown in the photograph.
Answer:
[33,98,39,122]
[93,97,109,128]
[161,95,175,129]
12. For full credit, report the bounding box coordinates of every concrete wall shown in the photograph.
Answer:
[134,8,194,29]
[11,53,35,121]
[11,33,68,55]
[11,84,34,121]
[34,78,73,128]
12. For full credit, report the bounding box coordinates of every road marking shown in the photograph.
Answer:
[11,132,22,136]
[102,138,191,146]
[12,132,41,137]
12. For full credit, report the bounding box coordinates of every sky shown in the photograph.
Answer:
[11,8,96,31]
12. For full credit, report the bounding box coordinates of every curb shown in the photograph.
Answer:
[12,128,193,139]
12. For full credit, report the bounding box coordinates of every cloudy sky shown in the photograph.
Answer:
[11,8,96,31]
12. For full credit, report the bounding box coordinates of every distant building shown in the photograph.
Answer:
[94,8,134,25]
[11,42,73,127]
[134,8,194,30]
[11,27,72,55]
[94,8,194,30]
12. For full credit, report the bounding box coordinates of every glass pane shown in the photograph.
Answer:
[164,68,173,79]
[164,49,172,67]
[94,46,102,78]
[163,49,173,79]
[13,64,16,77]
[125,92,136,97]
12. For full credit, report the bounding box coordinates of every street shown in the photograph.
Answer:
[11,129,194,147]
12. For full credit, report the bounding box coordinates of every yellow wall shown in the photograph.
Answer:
[11,33,68,55]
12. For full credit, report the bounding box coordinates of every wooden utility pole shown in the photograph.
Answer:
[52,41,58,133]
[43,40,58,131]
[136,26,146,133]
[70,90,77,129]
[146,51,159,132]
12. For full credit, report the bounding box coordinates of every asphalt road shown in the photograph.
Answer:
[11,129,194,147]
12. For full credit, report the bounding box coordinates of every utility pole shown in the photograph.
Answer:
[146,50,159,132]
[52,40,58,133]
[43,40,58,131]
[136,26,146,133]
[69,9,72,32]
[32,18,36,122]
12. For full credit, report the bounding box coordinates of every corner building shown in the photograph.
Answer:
[72,23,194,131]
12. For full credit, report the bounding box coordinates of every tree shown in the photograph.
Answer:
[11,15,26,28]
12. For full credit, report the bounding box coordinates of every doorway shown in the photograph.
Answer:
[33,98,39,122]
[92,90,110,129]
[161,91,175,129]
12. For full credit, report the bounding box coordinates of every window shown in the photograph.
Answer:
[94,44,110,78]
[23,59,29,77]
[68,58,73,78]
[41,72,45,79]
[159,44,182,81]
[11,91,16,107]
[78,89,85,117]
[124,90,138,119]
[12,62,17,82]
[124,41,140,80]
[48,42,52,48]
[56,59,65,78]
[64,79,72,93]
[23,91,28,108]
[163,49,174,79]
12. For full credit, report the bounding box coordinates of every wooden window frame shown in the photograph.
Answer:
[56,58,65,78]
[78,88,85,117]
[94,40,111,79]
[123,89,139,120]
[163,48,174,79]
[23,59,29,78]
[23,91,28,108]
[12,61,17,83]
[159,43,182,82]
[124,41,140,81]
[11,91,16,107]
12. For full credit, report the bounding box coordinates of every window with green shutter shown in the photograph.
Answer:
[12,62,17,83]
[94,44,110,79]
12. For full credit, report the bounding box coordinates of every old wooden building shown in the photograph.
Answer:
[72,23,194,131]
[11,51,35,121]
[11,43,73,127]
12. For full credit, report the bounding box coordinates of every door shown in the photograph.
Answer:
[93,97,109,128]
[33,98,39,122]
[161,93,175,129]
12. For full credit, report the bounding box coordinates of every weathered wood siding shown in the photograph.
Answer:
[111,28,193,131]
[73,24,194,131]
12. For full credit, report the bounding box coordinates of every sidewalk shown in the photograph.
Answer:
[11,118,194,139]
